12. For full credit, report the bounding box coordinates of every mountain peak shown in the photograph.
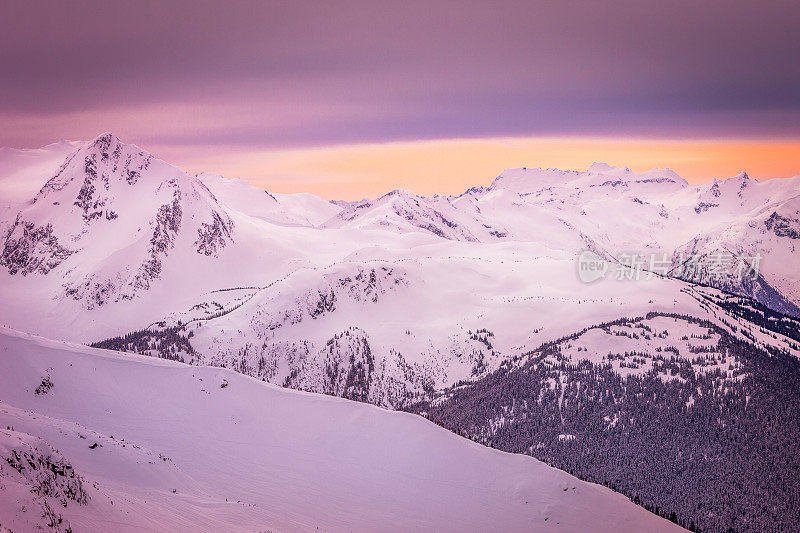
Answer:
[86,132,121,152]
[378,188,420,201]
[91,131,118,143]
[34,133,160,203]
[588,162,615,172]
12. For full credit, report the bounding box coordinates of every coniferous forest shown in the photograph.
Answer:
[411,312,800,533]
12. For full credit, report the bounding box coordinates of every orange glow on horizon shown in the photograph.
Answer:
[158,137,800,200]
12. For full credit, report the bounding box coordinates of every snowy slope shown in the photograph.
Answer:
[198,173,342,227]
[0,140,81,244]
[101,249,692,404]
[0,327,680,532]
[416,308,800,533]
[91,241,800,409]
[0,141,81,204]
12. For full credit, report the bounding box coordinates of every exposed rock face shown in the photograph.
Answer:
[765,211,800,239]
[195,210,234,257]
[125,183,185,297]
[42,133,151,222]
[150,185,183,255]
[0,217,73,275]
[1,429,89,533]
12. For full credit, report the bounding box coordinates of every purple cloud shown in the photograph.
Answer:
[1,0,799,148]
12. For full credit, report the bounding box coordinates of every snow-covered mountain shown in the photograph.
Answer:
[1,135,799,404]
[1,134,799,531]
[0,327,680,532]
[1,134,239,306]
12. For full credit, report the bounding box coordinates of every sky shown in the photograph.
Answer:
[1,0,799,199]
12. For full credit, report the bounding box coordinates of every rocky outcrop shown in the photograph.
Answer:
[0,217,73,275]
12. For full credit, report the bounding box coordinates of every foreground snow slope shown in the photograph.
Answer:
[0,327,679,532]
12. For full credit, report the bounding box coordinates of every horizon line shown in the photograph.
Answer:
[4,133,800,201]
